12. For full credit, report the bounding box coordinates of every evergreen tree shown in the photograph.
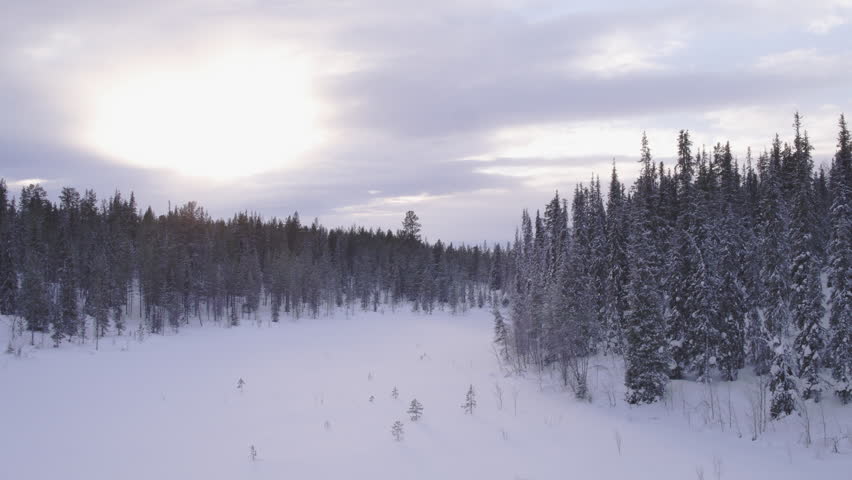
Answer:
[788,115,825,401]
[604,164,629,354]
[827,114,852,403]
[88,247,112,349]
[769,337,798,419]
[407,398,424,421]
[391,420,404,441]
[0,179,17,316]
[401,210,422,242]
[667,131,703,379]
[493,302,509,361]
[20,253,50,344]
[756,136,798,416]
[624,134,670,404]
[714,143,748,381]
[462,384,476,414]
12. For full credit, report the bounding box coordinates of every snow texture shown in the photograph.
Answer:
[1,309,850,479]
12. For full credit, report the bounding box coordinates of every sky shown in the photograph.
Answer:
[1,0,851,244]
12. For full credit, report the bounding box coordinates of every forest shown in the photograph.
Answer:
[1,113,850,422]
[0,186,494,347]
[496,113,851,420]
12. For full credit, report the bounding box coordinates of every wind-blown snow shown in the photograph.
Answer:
[0,310,849,479]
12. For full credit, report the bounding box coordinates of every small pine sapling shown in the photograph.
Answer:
[391,386,399,399]
[407,398,424,421]
[249,445,257,462]
[462,384,477,414]
[237,378,246,392]
[391,420,404,441]
[369,395,375,403]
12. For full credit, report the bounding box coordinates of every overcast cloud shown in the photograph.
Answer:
[1,0,851,243]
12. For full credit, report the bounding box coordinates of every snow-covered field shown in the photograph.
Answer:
[1,309,850,479]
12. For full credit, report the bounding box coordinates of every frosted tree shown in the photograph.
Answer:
[828,114,852,403]
[0,179,16,316]
[658,140,729,381]
[623,134,670,404]
[788,117,825,401]
[492,303,509,361]
[237,378,246,392]
[391,420,404,442]
[712,143,748,381]
[249,445,257,461]
[391,386,399,399]
[604,164,629,354]
[758,136,798,416]
[769,337,798,419]
[462,384,477,414]
[0,176,497,349]
[407,398,424,421]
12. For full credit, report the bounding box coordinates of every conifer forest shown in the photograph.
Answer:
[2,113,850,421]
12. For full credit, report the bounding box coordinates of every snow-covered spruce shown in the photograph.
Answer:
[390,420,404,442]
[407,398,424,421]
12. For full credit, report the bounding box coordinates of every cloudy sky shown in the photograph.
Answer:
[2,0,851,243]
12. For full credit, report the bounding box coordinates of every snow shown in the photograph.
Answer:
[1,309,850,479]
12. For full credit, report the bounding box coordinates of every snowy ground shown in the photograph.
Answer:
[1,309,850,480]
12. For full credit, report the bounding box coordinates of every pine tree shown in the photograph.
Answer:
[0,179,17,316]
[55,256,79,345]
[401,210,422,242]
[604,164,629,354]
[407,398,424,421]
[827,114,852,403]
[462,384,476,414]
[757,136,798,416]
[489,244,504,291]
[391,386,399,399]
[493,303,509,361]
[714,143,748,381]
[88,248,111,349]
[788,115,825,401]
[20,253,50,345]
[769,337,797,419]
[624,134,670,404]
[391,420,404,441]
[667,131,701,379]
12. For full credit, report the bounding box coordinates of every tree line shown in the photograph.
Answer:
[495,113,851,417]
[0,179,496,349]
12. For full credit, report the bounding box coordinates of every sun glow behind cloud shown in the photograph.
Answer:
[77,47,325,180]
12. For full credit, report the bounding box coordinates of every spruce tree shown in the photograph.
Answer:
[714,143,748,381]
[493,303,509,361]
[667,131,701,379]
[391,420,404,441]
[759,136,797,416]
[462,384,476,414]
[20,253,50,344]
[624,134,670,404]
[788,116,825,401]
[827,114,852,403]
[407,398,424,421]
[401,210,422,242]
[604,165,629,354]
[0,179,17,316]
